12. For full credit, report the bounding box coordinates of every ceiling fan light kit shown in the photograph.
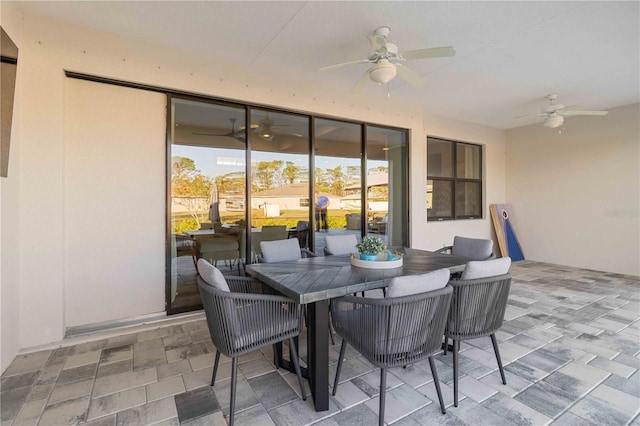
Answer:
[543,114,564,128]
[369,59,397,84]
[318,25,455,93]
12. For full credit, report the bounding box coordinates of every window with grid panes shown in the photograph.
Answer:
[427,137,482,221]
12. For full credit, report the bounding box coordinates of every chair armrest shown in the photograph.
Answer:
[301,249,317,258]
[226,276,265,294]
[434,245,452,254]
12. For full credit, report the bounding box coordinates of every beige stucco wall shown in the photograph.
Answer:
[1,7,507,367]
[1,2,23,373]
[506,103,640,276]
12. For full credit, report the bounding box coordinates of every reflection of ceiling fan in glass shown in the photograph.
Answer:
[254,115,290,140]
[193,115,301,141]
[192,118,246,142]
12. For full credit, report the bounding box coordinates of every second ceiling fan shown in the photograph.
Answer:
[318,26,456,93]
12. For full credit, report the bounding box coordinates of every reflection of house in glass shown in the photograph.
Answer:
[342,172,389,212]
[250,183,340,216]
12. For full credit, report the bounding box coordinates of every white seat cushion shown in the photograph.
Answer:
[197,259,230,292]
[461,257,512,280]
[260,238,302,263]
[325,234,358,255]
[386,268,450,298]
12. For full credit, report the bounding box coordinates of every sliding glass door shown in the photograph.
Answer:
[366,125,408,248]
[169,98,246,313]
[313,119,363,252]
[167,96,408,314]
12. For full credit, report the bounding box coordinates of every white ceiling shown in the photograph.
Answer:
[17,1,640,129]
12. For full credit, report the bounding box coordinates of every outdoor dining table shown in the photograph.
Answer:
[245,247,470,412]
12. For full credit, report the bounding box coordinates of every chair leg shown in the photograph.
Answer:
[428,356,446,414]
[379,368,387,426]
[490,333,507,385]
[211,350,221,386]
[443,335,448,355]
[289,338,307,401]
[229,357,238,425]
[328,318,335,345]
[332,340,347,396]
[453,339,460,407]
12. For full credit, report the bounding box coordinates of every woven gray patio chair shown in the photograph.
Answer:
[197,259,306,425]
[435,235,496,260]
[444,257,512,407]
[331,269,453,425]
[324,234,358,256]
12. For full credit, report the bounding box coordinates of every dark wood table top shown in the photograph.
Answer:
[245,248,470,304]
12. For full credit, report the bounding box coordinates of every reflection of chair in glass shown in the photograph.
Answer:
[289,221,309,248]
[261,225,287,241]
[331,269,453,425]
[445,258,512,407]
[324,234,358,255]
[345,213,361,230]
[435,236,495,260]
[196,236,240,270]
[370,214,388,234]
[174,234,197,267]
[197,259,306,425]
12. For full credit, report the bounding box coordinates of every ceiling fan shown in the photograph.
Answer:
[193,118,246,142]
[516,94,609,128]
[253,115,290,140]
[318,26,456,93]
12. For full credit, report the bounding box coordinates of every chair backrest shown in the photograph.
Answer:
[296,221,309,231]
[261,225,288,241]
[452,236,494,260]
[386,268,450,298]
[461,257,511,280]
[331,285,453,368]
[260,238,302,263]
[324,234,358,255]
[197,259,230,291]
[446,272,512,339]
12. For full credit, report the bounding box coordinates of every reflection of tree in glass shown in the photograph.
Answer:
[369,186,388,201]
[215,172,245,195]
[282,161,300,185]
[315,166,347,196]
[252,160,284,191]
[172,156,212,227]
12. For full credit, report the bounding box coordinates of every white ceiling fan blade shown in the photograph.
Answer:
[395,63,424,88]
[351,68,373,93]
[400,46,456,60]
[514,113,547,119]
[561,110,609,116]
[368,34,387,51]
[318,59,371,72]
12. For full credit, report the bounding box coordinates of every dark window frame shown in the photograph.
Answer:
[427,137,483,221]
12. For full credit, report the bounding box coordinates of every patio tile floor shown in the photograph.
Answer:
[1,260,639,425]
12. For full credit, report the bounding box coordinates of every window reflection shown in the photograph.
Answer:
[170,99,246,312]
[249,110,310,259]
[314,119,362,252]
[366,126,408,247]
